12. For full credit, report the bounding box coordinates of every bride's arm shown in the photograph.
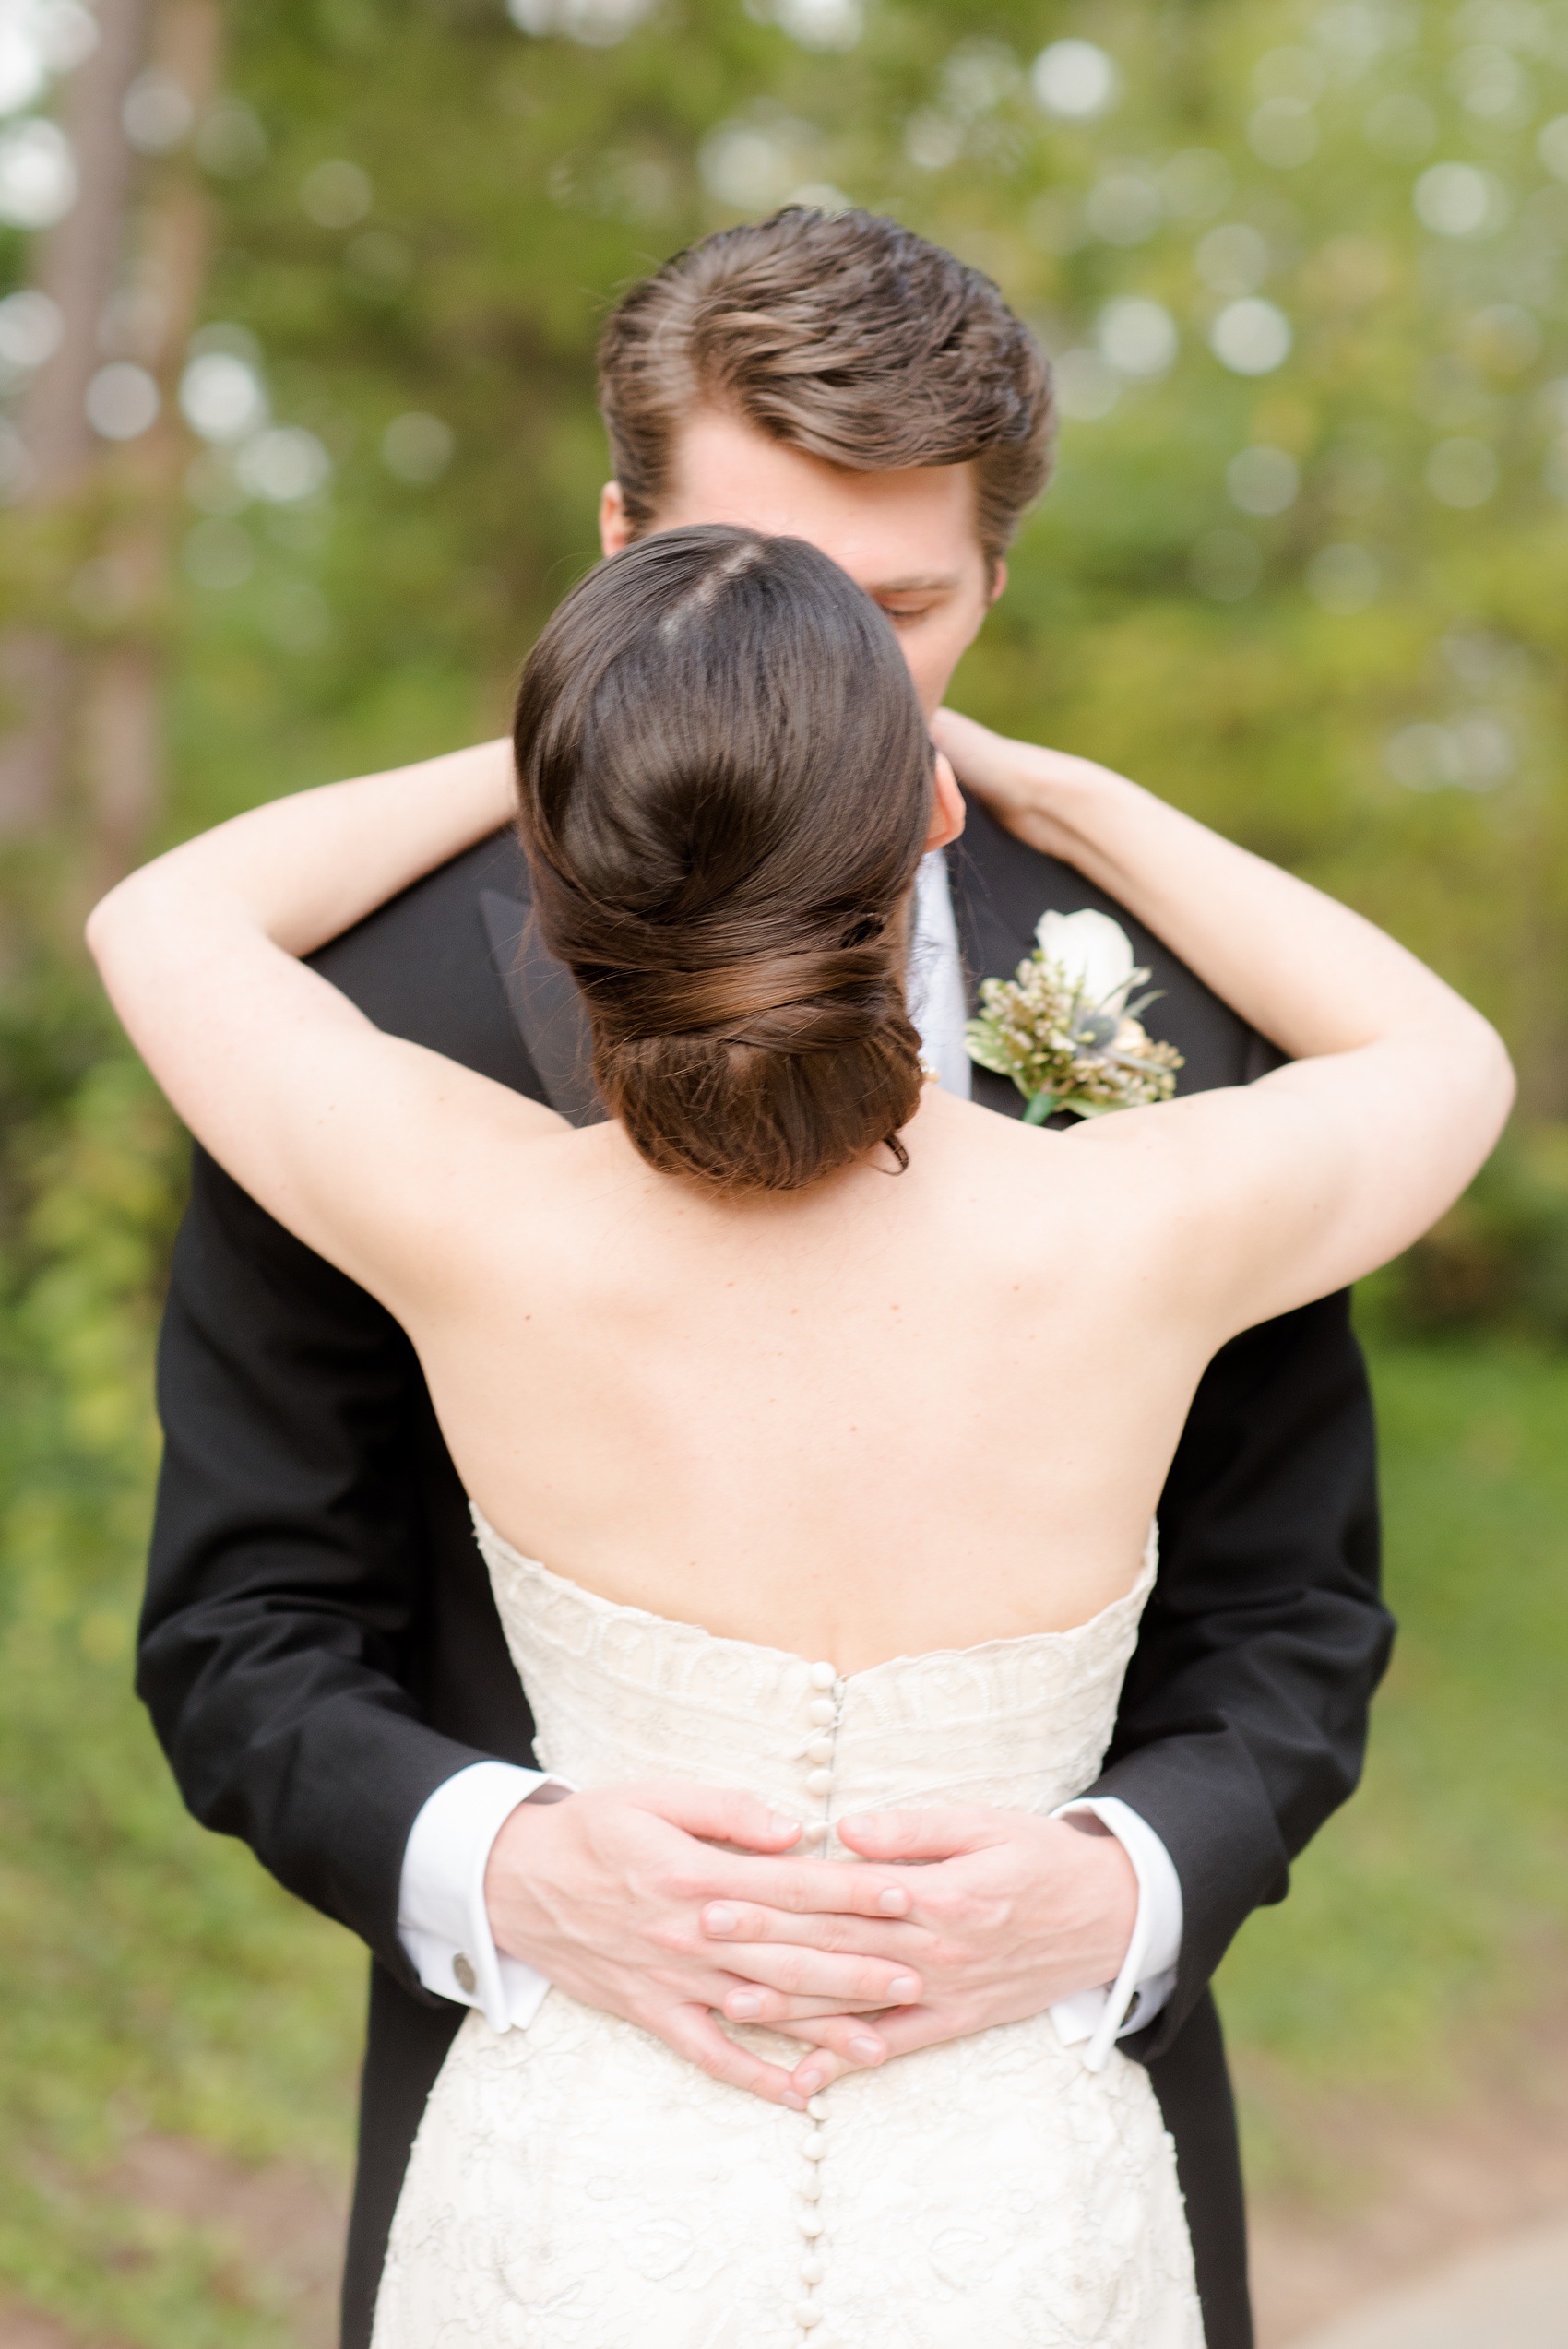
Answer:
[933,708,1515,1334]
[87,741,564,1309]
[103,738,517,962]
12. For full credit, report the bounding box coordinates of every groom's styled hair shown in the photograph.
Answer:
[598,208,1053,569]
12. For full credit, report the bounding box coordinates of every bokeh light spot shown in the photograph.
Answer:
[1228,445,1300,515]
[382,412,455,484]
[1425,438,1499,507]
[1209,298,1292,375]
[1031,40,1118,121]
[1097,296,1178,378]
[0,116,77,227]
[85,363,160,442]
[300,158,373,228]
[181,351,267,445]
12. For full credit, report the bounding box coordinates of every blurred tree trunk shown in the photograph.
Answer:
[20,0,154,501]
[0,0,152,836]
[0,0,220,895]
[82,0,222,894]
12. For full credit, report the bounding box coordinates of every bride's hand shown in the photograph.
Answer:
[930,706,1125,866]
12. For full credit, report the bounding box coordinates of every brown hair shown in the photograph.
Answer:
[512,526,932,1193]
[598,208,1053,570]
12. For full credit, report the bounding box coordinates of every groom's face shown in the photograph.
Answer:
[600,410,1002,718]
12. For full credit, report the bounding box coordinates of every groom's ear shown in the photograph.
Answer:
[923,753,967,852]
[600,481,632,557]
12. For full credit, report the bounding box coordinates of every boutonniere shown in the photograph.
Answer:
[966,908,1184,1125]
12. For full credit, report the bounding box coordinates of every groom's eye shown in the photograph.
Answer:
[878,600,938,630]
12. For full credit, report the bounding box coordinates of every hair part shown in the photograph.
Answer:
[512,526,933,1194]
[597,208,1054,572]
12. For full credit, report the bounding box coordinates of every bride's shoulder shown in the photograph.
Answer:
[452,1109,627,1235]
[917,1091,1195,1265]
[915,1087,1130,1189]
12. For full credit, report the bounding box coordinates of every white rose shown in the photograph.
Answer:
[1035,908,1136,1015]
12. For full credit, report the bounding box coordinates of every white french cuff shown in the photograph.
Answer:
[397,1758,576,2034]
[1046,1795,1184,2073]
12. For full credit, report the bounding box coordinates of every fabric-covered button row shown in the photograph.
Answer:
[795,2088,833,2329]
[796,1660,842,1847]
[794,1671,841,2336]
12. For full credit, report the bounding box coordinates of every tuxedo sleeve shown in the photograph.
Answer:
[139,1148,499,1986]
[1088,1287,1391,2061]
[138,835,544,1990]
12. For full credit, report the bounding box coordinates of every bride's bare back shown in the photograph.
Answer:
[409,1087,1201,1670]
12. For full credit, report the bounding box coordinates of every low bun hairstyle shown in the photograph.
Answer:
[512,526,935,1193]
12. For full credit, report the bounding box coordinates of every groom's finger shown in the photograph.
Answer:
[826,2001,959,2065]
[707,1942,922,2010]
[834,1808,1004,1863]
[659,2003,809,2108]
[634,1781,805,1852]
[700,1901,929,1958]
[774,2014,893,2085]
[702,1853,916,1917]
[719,1986,899,2024]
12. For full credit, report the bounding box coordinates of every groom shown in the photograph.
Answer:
[141,209,1388,2349]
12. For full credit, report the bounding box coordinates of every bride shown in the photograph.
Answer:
[91,525,1510,2347]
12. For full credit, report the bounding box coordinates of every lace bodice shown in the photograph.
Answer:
[476,1509,1160,1838]
[372,1516,1200,2349]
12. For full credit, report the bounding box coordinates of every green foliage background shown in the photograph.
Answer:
[3,0,1568,2334]
[164,0,1568,1084]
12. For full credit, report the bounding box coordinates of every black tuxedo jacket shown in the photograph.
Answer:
[141,798,1389,2349]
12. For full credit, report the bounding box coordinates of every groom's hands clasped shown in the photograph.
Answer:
[484,1781,929,2108]
[700,1807,1140,2096]
[486,1784,1137,2106]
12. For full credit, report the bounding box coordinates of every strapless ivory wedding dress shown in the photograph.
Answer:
[371,1512,1202,2349]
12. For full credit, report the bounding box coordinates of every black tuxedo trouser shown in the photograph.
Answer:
[340,1963,1251,2349]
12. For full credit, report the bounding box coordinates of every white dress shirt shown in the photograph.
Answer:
[397,851,1184,2053]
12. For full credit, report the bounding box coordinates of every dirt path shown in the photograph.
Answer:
[0,2135,347,2349]
[0,2315,101,2349]
[1285,2217,1568,2349]
[1245,2014,1568,2344]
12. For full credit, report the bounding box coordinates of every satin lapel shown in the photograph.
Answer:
[947,792,1102,1001]
[478,890,606,1128]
